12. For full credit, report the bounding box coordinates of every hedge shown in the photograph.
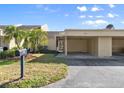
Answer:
[0,49,16,59]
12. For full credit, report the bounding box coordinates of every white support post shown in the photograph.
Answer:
[65,36,67,56]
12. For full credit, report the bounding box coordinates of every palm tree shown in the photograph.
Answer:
[4,25,25,49]
[31,27,43,52]
[23,31,31,48]
[41,30,48,46]
[24,27,48,53]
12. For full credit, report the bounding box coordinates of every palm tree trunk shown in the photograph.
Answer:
[15,39,20,49]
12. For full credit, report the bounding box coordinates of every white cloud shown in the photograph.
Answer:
[91,6,104,12]
[65,14,69,17]
[82,20,94,25]
[44,7,58,13]
[36,5,58,13]
[107,13,114,18]
[95,15,104,18]
[107,13,119,18]
[82,19,108,26]
[77,6,87,12]
[14,24,23,27]
[79,15,86,18]
[109,4,115,8]
[95,20,108,24]
[88,15,93,18]
[79,15,94,18]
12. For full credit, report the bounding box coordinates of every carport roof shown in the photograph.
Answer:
[64,29,124,31]
[56,29,124,37]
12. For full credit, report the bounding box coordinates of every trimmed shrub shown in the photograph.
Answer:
[6,50,16,57]
[0,52,6,59]
[0,49,16,59]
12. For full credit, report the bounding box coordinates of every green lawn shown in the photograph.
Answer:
[0,54,67,88]
[0,60,16,66]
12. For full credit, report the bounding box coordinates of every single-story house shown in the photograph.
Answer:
[48,29,124,57]
[1,25,124,57]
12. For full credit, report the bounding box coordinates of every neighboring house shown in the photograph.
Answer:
[48,29,124,57]
[0,25,48,49]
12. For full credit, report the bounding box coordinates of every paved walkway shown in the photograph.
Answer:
[44,57,124,88]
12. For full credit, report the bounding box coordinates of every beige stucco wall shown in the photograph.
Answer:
[48,32,59,50]
[0,37,11,48]
[97,37,112,57]
[48,38,56,50]
[0,37,26,49]
[67,38,88,52]
[9,38,17,49]
[112,39,124,52]
[88,37,112,57]
[88,38,98,56]
[9,38,24,49]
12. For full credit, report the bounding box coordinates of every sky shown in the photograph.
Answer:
[0,4,124,31]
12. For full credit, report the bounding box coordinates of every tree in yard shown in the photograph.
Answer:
[41,29,48,46]
[23,27,48,52]
[106,24,115,30]
[4,25,25,49]
[23,31,31,49]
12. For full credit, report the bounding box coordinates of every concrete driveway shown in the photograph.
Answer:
[44,57,124,88]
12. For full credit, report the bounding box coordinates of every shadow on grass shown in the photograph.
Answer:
[0,77,21,88]
[28,53,66,64]
[28,53,124,66]
[0,53,67,88]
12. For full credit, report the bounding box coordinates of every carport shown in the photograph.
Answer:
[56,29,124,57]
[112,37,124,55]
[56,36,112,57]
[65,36,94,54]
